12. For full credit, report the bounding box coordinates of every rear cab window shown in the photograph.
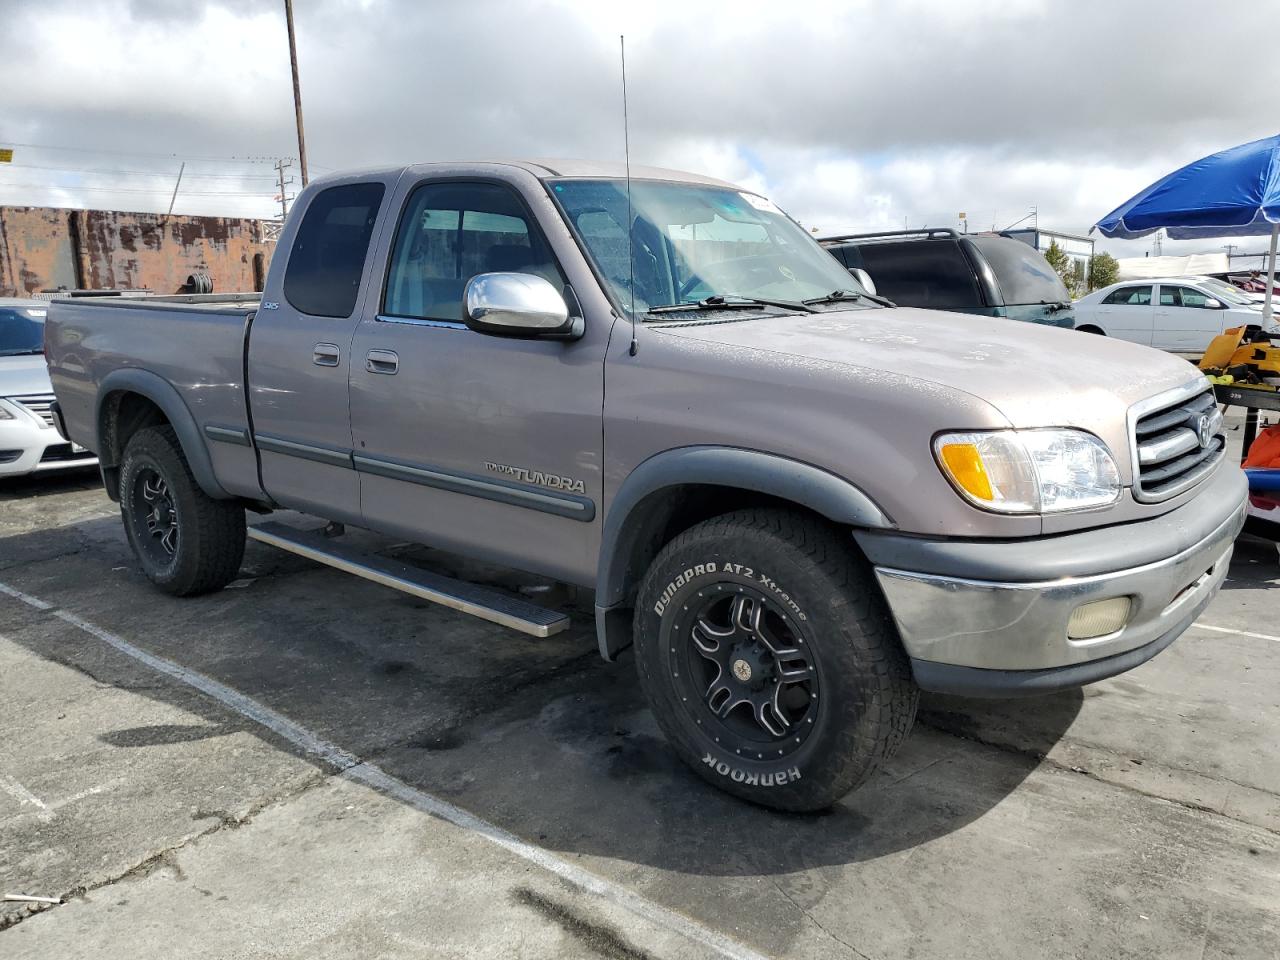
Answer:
[283,182,386,318]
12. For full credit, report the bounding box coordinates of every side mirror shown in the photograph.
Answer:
[1203,298,1223,310]
[849,267,877,297]
[463,272,583,339]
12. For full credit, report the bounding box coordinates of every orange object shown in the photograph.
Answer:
[1199,326,1248,371]
[1244,424,1280,468]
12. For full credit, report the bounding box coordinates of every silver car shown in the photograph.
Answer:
[0,298,97,478]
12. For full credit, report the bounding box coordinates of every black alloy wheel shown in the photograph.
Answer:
[669,586,820,761]
[130,467,180,565]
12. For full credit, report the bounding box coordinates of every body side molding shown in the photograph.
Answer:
[353,453,595,522]
[204,424,251,446]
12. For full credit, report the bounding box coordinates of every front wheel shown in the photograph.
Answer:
[119,425,246,596]
[633,509,918,812]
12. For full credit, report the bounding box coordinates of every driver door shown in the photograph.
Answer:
[347,175,608,585]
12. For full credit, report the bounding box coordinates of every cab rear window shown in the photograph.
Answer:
[283,183,385,318]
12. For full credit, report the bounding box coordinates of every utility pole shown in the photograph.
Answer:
[1223,243,1237,265]
[166,162,185,217]
[274,158,295,220]
[284,0,309,186]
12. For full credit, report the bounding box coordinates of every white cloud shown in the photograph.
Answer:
[0,0,1273,263]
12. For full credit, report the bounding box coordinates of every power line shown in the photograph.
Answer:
[0,140,287,165]
[0,161,279,181]
[0,180,276,198]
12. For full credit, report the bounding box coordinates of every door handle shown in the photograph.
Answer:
[366,349,399,375]
[313,343,340,367]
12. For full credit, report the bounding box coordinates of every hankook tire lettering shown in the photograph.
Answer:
[701,753,801,787]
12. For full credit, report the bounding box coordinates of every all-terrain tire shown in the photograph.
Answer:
[634,509,918,812]
[119,425,245,596]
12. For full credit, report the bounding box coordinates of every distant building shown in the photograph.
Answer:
[0,205,276,298]
[1003,227,1094,278]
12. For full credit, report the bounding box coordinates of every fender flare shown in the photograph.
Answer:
[593,445,893,660]
[96,369,230,500]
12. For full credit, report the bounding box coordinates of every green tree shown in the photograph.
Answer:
[1088,251,1119,291]
[1043,240,1084,298]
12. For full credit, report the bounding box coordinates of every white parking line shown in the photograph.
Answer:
[0,582,770,960]
[1189,622,1280,643]
[0,582,52,610]
[0,773,52,822]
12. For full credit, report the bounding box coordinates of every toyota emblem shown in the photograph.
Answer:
[1196,414,1213,448]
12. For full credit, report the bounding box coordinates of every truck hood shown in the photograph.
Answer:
[650,305,1200,431]
[0,354,53,397]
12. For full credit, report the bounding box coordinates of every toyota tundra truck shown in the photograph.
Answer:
[44,160,1246,811]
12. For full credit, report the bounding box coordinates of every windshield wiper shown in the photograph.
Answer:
[804,288,897,308]
[646,294,816,316]
[0,349,43,357]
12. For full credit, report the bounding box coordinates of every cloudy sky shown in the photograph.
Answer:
[2,0,1277,261]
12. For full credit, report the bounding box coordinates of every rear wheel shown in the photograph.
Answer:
[633,509,918,811]
[119,425,245,595]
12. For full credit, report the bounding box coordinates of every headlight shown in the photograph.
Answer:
[0,401,14,421]
[935,429,1120,514]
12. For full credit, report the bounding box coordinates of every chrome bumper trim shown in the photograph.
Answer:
[875,502,1245,671]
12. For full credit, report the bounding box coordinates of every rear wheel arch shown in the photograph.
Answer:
[95,370,229,501]
[594,447,894,660]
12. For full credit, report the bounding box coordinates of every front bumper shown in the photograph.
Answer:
[856,465,1247,697]
[0,399,97,478]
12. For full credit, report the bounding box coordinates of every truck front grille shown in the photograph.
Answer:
[1131,384,1224,502]
[10,394,57,429]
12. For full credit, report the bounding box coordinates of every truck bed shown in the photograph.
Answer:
[45,293,264,501]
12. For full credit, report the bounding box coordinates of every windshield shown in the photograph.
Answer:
[967,237,1071,305]
[549,179,862,315]
[1197,277,1256,306]
[0,306,46,356]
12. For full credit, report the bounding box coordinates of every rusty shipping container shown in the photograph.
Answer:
[0,206,276,297]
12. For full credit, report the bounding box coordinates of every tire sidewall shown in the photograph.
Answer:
[635,525,887,809]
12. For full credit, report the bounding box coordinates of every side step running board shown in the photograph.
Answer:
[247,521,570,638]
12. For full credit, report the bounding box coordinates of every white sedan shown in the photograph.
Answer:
[1072,276,1272,351]
[1,297,98,478]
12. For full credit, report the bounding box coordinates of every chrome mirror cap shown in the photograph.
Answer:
[850,267,877,297]
[463,272,572,336]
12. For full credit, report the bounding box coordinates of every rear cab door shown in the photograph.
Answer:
[248,174,397,522]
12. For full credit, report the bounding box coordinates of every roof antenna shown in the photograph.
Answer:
[621,34,638,357]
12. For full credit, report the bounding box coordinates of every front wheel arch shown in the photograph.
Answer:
[594,447,895,660]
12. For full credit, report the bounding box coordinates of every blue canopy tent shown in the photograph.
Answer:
[1092,134,1280,323]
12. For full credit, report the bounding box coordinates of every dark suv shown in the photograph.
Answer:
[821,229,1074,327]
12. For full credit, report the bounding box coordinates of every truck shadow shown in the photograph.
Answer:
[1219,534,1278,590]
[0,514,1083,880]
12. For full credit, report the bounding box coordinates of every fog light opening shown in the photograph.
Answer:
[1067,597,1133,640]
